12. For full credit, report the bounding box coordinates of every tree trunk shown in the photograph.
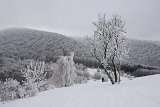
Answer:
[103,67,115,84]
[117,65,120,83]
[118,70,120,82]
[112,60,118,82]
[93,56,115,85]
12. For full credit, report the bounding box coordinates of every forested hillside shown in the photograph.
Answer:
[0,28,89,62]
[127,39,160,67]
[0,28,160,67]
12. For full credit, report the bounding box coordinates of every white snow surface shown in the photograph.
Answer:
[1,74,160,107]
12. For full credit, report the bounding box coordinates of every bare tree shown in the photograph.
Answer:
[86,13,128,84]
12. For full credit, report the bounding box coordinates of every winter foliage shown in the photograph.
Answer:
[21,60,46,93]
[0,54,92,102]
[93,72,101,80]
[0,78,20,102]
[74,71,88,84]
[87,14,128,84]
[0,8,160,107]
[0,60,48,102]
[52,52,76,87]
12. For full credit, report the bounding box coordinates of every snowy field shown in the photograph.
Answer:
[0,74,160,107]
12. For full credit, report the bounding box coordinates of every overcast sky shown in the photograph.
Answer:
[0,0,159,40]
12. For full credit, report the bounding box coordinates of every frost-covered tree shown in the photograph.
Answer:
[87,14,128,84]
[52,52,76,87]
[21,60,46,95]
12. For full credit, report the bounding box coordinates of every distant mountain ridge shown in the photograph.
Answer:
[0,28,89,60]
[0,28,160,67]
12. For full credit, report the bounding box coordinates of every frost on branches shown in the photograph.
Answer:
[0,78,20,102]
[0,60,48,102]
[52,52,76,87]
[21,60,46,96]
[87,14,128,84]
[0,78,28,102]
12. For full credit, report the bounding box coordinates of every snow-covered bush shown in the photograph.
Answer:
[0,77,43,102]
[0,78,20,102]
[75,69,90,79]
[38,80,55,92]
[75,63,86,70]
[52,52,76,87]
[21,60,46,96]
[83,69,90,80]
[75,67,90,83]
[93,72,101,80]
[0,60,51,102]
[74,76,87,84]
[75,69,84,77]
[75,63,90,81]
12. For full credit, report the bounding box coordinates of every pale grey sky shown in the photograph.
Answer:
[0,0,160,40]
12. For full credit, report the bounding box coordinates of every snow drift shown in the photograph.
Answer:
[0,74,160,107]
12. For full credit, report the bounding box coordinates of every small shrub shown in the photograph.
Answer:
[93,72,101,80]
[38,80,55,92]
[74,76,87,84]
[0,78,20,102]
[75,69,84,77]
[83,70,90,80]
[75,69,90,80]
[75,63,85,70]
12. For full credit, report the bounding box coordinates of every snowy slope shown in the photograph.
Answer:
[1,75,160,107]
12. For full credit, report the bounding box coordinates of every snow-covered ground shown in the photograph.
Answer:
[1,74,160,107]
